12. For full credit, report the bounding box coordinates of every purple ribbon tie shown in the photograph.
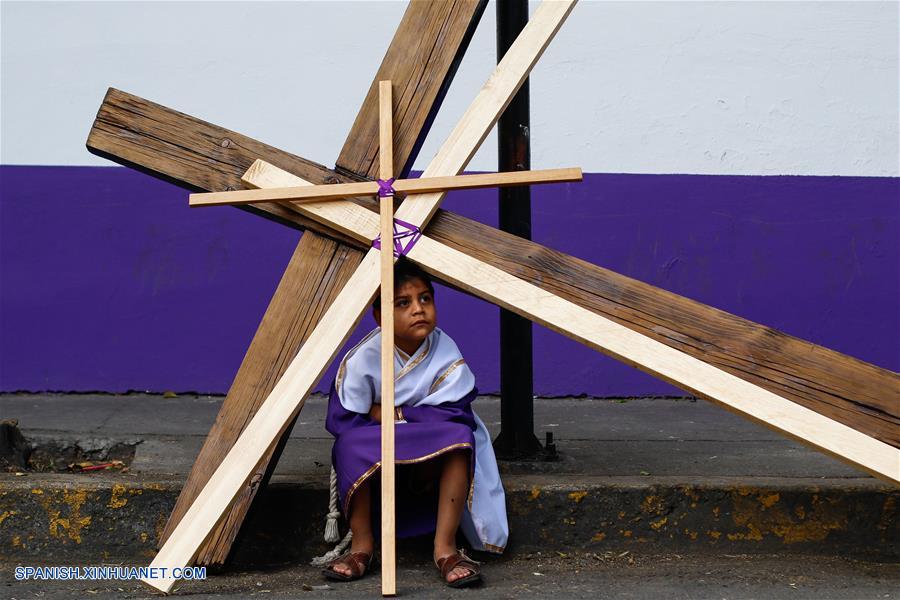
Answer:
[377,178,396,198]
[372,218,422,258]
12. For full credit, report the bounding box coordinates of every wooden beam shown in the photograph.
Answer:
[406,235,900,483]
[86,90,900,453]
[249,157,900,458]
[336,1,487,178]
[395,0,577,228]
[188,167,583,207]
[86,0,489,567]
[247,161,900,485]
[141,4,577,590]
[378,79,397,597]
[425,211,900,449]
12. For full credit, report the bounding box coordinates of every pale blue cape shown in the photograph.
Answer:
[336,327,509,553]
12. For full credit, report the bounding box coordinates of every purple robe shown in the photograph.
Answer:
[326,381,479,538]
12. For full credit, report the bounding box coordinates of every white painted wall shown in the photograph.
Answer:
[1,1,897,176]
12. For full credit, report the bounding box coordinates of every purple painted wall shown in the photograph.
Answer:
[1,166,897,395]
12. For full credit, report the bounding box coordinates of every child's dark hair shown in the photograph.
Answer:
[373,259,435,311]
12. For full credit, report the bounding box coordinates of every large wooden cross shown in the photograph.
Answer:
[85,0,900,594]
[96,0,495,572]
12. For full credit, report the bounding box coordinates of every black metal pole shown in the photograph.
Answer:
[492,0,542,460]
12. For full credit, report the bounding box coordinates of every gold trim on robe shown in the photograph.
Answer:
[429,358,466,394]
[335,328,379,398]
[396,335,432,382]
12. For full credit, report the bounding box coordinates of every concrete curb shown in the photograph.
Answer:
[1,474,896,566]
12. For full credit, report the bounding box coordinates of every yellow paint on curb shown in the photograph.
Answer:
[32,488,92,544]
[641,495,665,515]
[759,493,780,508]
[108,484,128,509]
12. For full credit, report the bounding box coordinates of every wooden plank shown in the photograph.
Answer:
[180,234,363,565]
[425,211,900,449]
[85,2,488,567]
[188,167,582,207]
[395,0,577,228]
[246,161,900,485]
[249,159,900,454]
[404,237,900,484]
[336,1,488,178]
[87,88,363,247]
[142,5,577,589]
[257,0,576,238]
[143,247,383,592]
[378,79,397,597]
[87,92,899,451]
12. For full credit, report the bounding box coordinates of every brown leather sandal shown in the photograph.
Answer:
[435,550,482,588]
[322,550,373,582]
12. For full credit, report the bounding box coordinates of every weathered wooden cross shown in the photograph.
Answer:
[84,0,899,595]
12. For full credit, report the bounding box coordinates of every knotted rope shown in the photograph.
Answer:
[310,466,353,566]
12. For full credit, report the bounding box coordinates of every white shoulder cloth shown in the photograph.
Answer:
[335,327,509,553]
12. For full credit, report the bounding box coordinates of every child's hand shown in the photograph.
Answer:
[369,405,403,423]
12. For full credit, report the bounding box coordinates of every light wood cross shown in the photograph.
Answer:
[81,0,900,595]
[378,81,397,596]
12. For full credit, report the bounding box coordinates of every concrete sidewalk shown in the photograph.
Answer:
[1,393,896,567]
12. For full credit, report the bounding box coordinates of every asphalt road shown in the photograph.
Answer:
[4,552,898,599]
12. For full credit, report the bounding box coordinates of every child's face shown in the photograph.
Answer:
[376,277,436,355]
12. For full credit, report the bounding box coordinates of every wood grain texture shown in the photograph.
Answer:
[246,159,900,483]
[395,0,577,229]
[426,211,900,450]
[337,0,488,179]
[87,88,362,247]
[144,248,383,592]
[189,167,582,207]
[145,9,579,582]
[378,79,397,596]
[248,159,900,453]
[85,1,487,567]
[247,1,578,239]
[87,16,897,566]
[405,236,899,483]
[186,234,364,565]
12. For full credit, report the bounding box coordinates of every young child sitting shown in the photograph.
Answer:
[322,259,507,588]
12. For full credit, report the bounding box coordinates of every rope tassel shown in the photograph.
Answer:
[311,466,352,565]
[324,467,342,543]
